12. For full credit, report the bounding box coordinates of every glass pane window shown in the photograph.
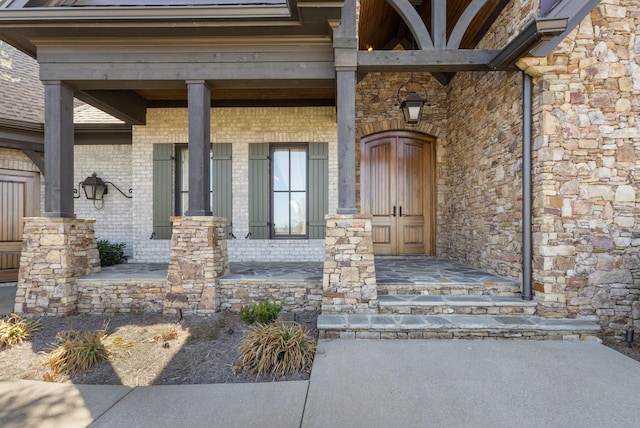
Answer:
[271,145,308,238]
[177,147,214,214]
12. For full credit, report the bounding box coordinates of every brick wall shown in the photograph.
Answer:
[132,107,338,263]
[74,144,133,258]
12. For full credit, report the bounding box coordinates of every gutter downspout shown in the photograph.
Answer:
[522,71,533,301]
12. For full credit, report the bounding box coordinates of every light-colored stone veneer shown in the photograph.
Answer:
[517,1,640,333]
[322,214,377,314]
[16,217,100,315]
[164,216,229,316]
[217,279,322,312]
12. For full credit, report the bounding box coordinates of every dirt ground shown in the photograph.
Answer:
[0,310,318,386]
[2,310,640,386]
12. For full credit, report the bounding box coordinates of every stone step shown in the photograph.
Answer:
[377,281,521,297]
[379,295,537,315]
[318,314,601,341]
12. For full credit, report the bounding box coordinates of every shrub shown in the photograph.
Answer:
[235,321,316,378]
[97,239,129,267]
[47,326,109,376]
[0,313,41,348]
[239,301,283,325]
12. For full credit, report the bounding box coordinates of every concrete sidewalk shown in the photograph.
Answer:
[2,339,640,428]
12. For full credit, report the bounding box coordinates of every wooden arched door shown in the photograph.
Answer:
[361,132,435,255]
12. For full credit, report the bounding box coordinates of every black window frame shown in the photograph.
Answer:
[269,143,309,239]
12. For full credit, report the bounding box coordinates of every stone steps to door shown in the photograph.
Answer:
[318,314,601,341]
[378,295,537,315]
[377,281,521,297]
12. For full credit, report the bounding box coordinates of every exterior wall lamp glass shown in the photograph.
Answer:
[74,172,132,209]
[397,74,428,124]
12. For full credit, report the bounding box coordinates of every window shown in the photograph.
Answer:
[249,142,327,240]
[152,143,232,239]
[271,145,308,238]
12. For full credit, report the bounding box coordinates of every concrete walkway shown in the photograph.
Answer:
[2,339,639,428]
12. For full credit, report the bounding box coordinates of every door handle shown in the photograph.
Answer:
[399,206,403,217]
[392,206,396,217]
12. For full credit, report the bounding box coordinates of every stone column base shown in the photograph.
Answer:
[164,216,229,316]
[16,217,100,316]
[322,214,378,314]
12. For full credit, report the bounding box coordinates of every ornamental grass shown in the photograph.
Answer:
[47,324,109,376]
[235,320,316,379]
[0,313,41,348]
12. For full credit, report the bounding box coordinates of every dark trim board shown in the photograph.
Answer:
[147,98,336,108]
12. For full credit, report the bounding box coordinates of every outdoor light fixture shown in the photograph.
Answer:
[74,172,132,209]
[81,173,107,201]
[397,74,428,125]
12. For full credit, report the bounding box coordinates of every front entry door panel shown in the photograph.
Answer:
[361,132,434,255]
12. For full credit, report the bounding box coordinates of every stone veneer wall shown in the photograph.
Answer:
[322,215,377,314]
[77,279,165,314]
[217,279,322,312]
[444,71,525,279]
[16,217,100,315]
[516,1,640,333]
[355,72,448,255]
[131,107,337,263]
[164,216,229,316]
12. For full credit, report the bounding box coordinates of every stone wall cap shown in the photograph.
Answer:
[23,217,96,224]
[325,214,373,220]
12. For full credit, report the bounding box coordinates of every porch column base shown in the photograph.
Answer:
[322,214,378,314]
[164,216,229,316]
[16,217,101,316]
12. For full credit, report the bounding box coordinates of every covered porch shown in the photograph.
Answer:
[66,255,521,315]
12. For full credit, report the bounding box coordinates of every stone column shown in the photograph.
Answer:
[16,217,100,316]
[164,216,229,316]
[322,214,377,314]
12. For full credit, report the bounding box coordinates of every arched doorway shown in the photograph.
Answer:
[360,131,435,255]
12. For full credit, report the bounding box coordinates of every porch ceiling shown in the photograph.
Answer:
[359,0,509,51]
[0,0,588,117]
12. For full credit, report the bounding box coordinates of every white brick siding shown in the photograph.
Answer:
[74,144,134,258]
[132,106,338,263]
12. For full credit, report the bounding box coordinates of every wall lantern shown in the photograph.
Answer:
[81,173,107,201]
[74,172,132,209]
[397,74,428,125]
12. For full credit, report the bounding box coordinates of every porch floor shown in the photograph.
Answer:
[91,255,517,285]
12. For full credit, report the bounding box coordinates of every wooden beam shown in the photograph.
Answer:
[357,49,499,72]
[75,90,147,125]
[43,81,75,219]
[431,0,447,50]
[186,80,212,217]
[21,149,45,176]
[40,61,336,83]
[386,0,433,49]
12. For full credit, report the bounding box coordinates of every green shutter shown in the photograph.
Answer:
[212,144,233,238]
[152,144,173,239]
[248,143,270,239]
[308,142,328,239]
